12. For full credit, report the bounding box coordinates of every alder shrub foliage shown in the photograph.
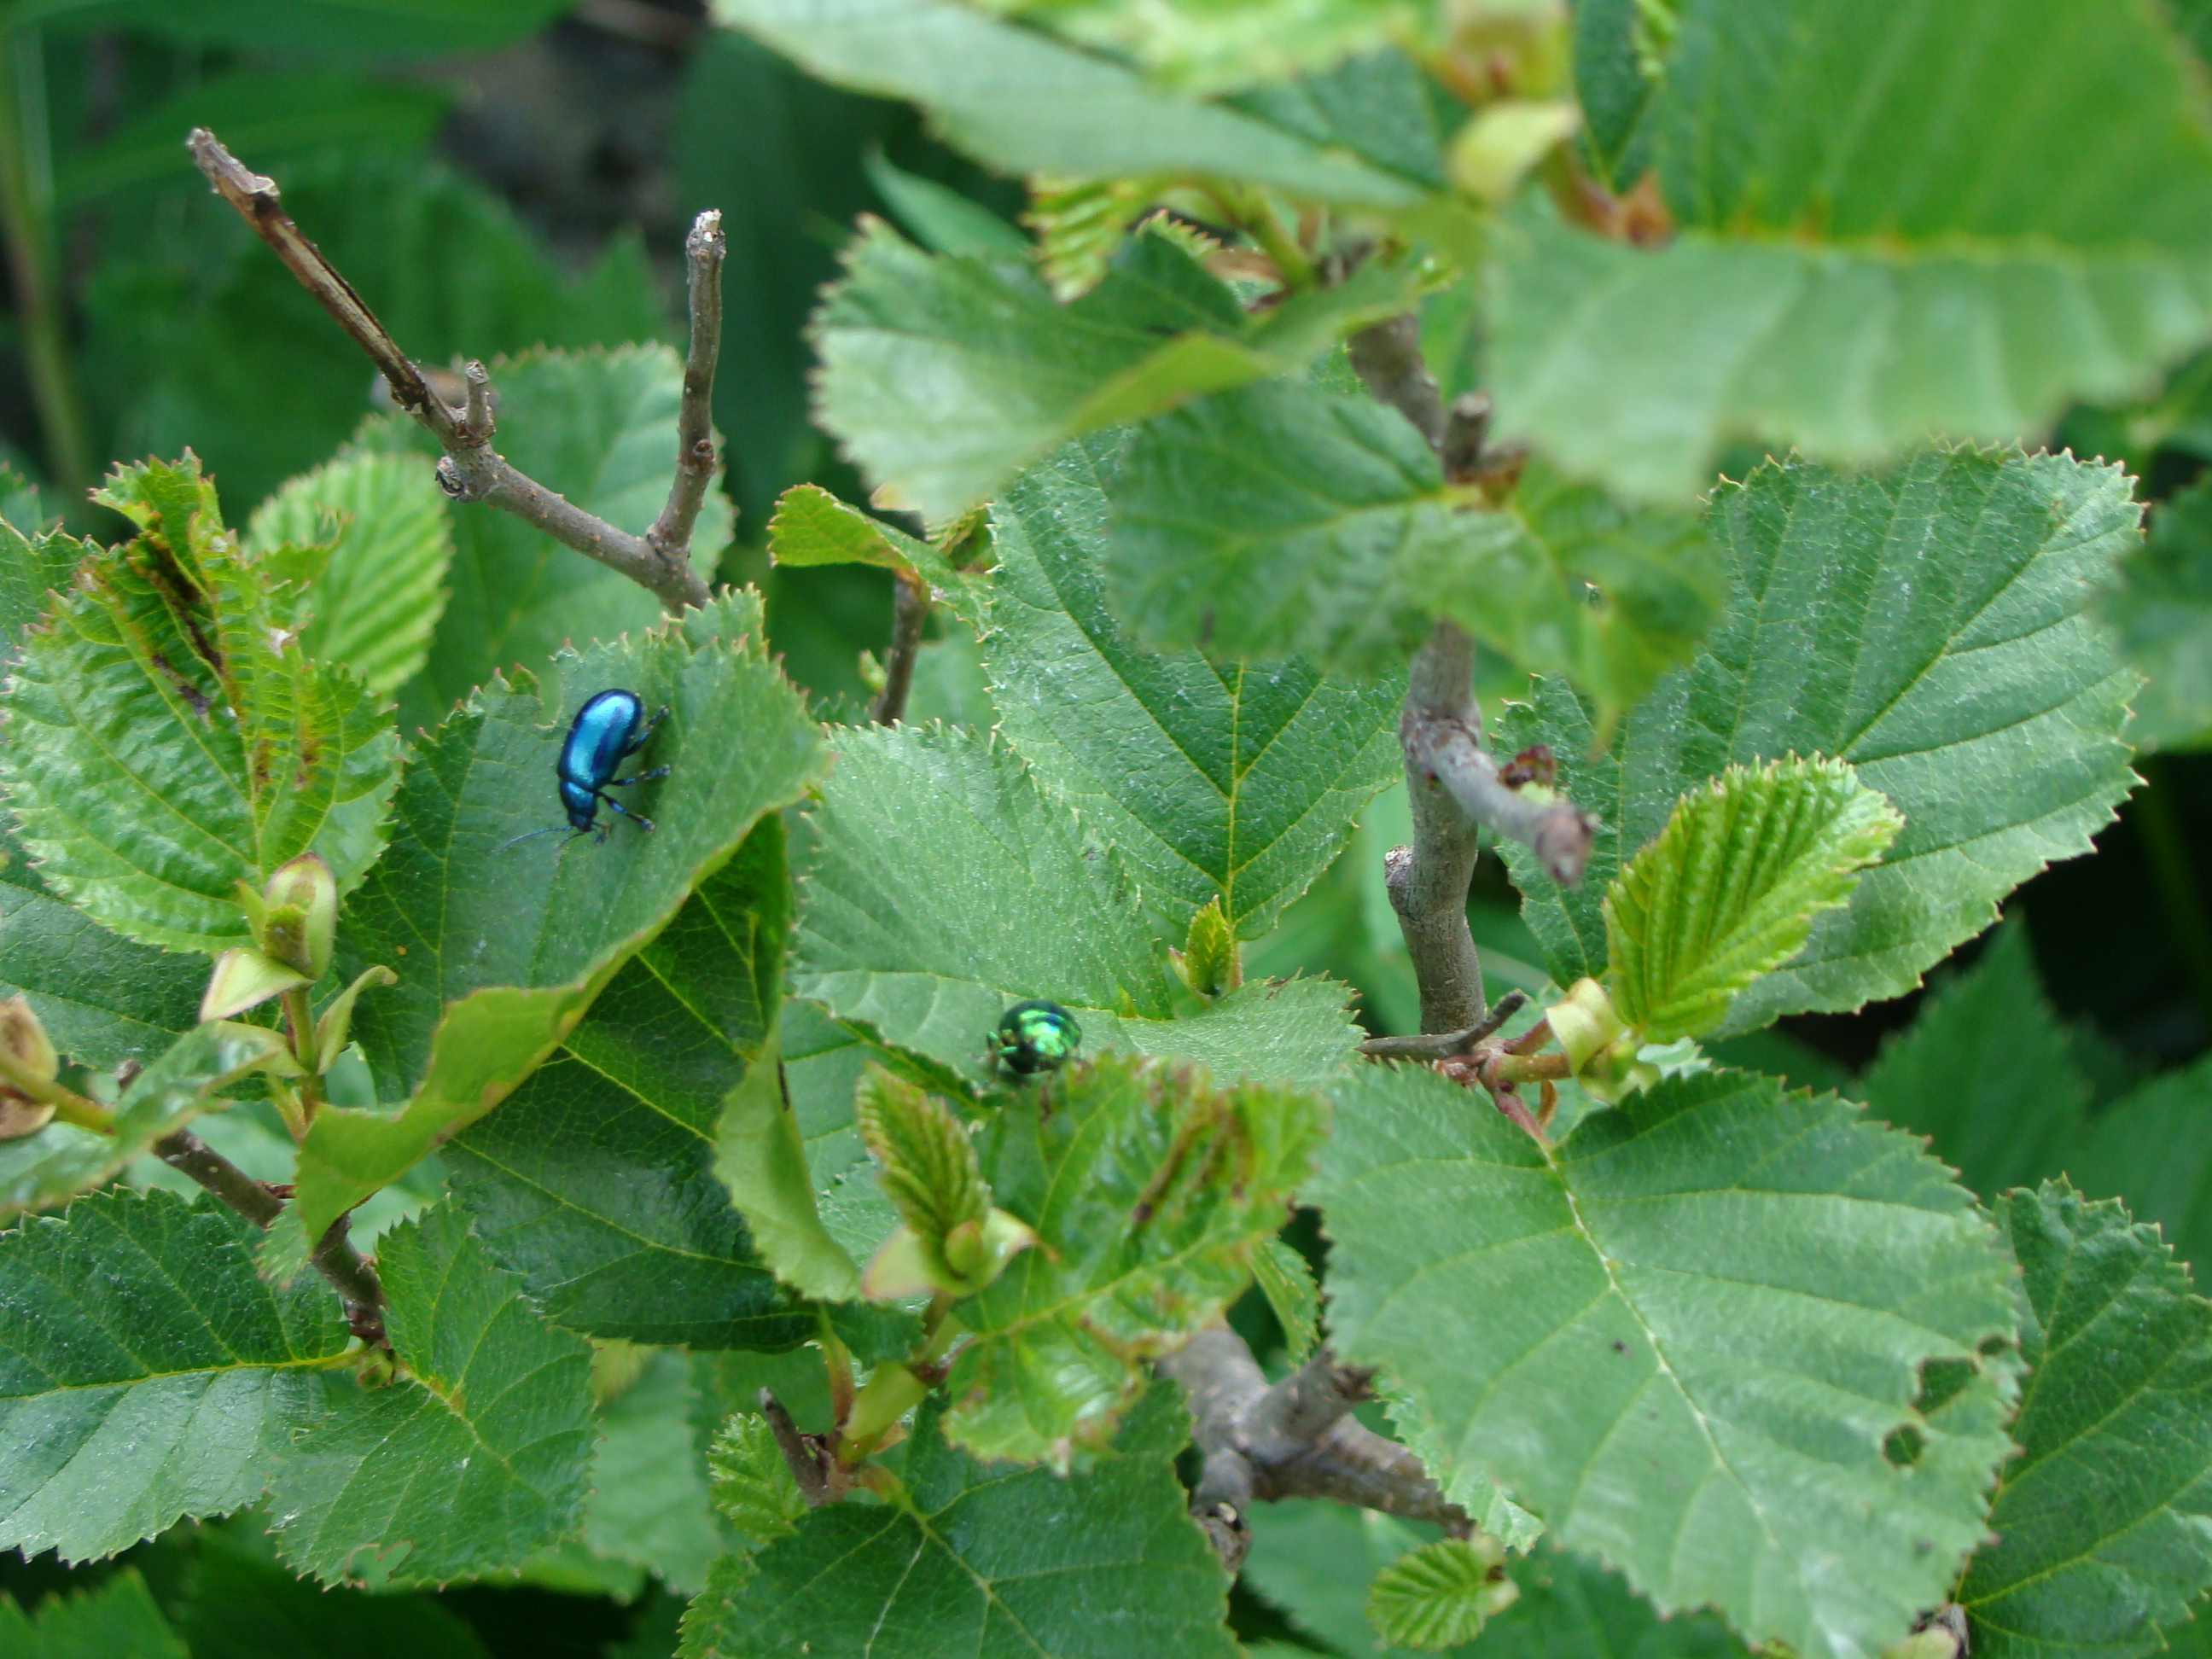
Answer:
[4,3,2212,1659]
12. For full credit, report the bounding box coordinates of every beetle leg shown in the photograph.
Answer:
[622,705,672,759]
[598,793,656,832]
[604,766,670,786]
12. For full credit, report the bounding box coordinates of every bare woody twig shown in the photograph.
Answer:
[1159,1325,1469,1572]
[648,210,725,563]
[1358,988,1528,1059]
[870,568,930,725]
[1347,313,1598,1035]
[186,129,713,614]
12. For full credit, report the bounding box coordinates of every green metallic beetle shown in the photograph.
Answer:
[991,999,1081,1075]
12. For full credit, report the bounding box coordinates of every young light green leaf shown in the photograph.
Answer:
[1959,1185,2212,1659]
[1318,1062,2023,1659]
[0,1570,186,1659]
[765,481,945,581]
[679,1382,1236,1659]
[715,0,1434,207]
[978,436,1401,940]
[446,816,827,1344]
[2063,1055,2212,1283]
[0,457,399,953]
[300,591,824,1243]
[0,1021,311,1220]
[1858,921,2088,1200]
[792,722,1363,1087]
[1492,0,2212,501]
[1604,756,1901,1041]
[946,1052,1327,1464]
[270,1202,594,1586]
[247,448,452,701]
[1365,1534,1516,1652]
[2105,473,2212,751]
[812,219,1415,521]
[364,346,731,732]
[0,1188,349,1563]
[582,1350,722,1597]
[705,1412,806,1551]
[986,0,1413,96]
[1503,448,2140,1033]
[855,1063,987,1244]
[1104,383,1722,725]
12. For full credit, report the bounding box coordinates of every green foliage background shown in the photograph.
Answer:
[0,4,2210,1659]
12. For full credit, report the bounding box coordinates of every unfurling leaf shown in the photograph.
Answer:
[1173,897,1239,1000]
[0,993,59,1134]
[1250,1237,1320,1365]
[1604,756,1902,1042]
[945,1051,1328,1464]
[856,1064,988,1244]
[1366,1534,1519,1651]
[705,1414,806,1551]
[199,947,308,1023]
[0,457,399,953]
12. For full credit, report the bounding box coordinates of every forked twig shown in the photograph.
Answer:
[187,128,715,614]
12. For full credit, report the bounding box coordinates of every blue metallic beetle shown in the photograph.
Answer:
[495,689,669,852]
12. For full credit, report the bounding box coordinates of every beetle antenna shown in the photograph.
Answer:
[492,824,564,854]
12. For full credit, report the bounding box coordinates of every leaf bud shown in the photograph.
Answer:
[1171,897,1240,1001]
[257,853,336,978]
[855,1064,989,1246]
[0,996,57,1138]
[1546,977,1629,1073]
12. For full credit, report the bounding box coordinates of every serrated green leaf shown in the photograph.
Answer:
[1959,1185,2212,1659]
[1317,1062,2023,1659]
[270,1202,594,1586]
[364,346,731,733]
[247,449,452,702]
[792,721,1363,1087]
[300,591,824,1242]
[947,1052,1326,1463]
[812,219,1417,521]
[174,1534,492,1659]
[1103,381,1722,724]
[705,1412,806,1550]
[978,437,1401,939]
[1571,0,1667,189]
[0,1571,186,1659]
[714,0,1435,208]
[1503,449,2140,1033]
[582,1350,722,1596]
[765,482,946,582]
[0,457,399,953]
[1859,921,2088,1201]
[0,1021,310,1220]
[446,818,824,1347]
[678,1381,1236,1659]
[0,1187,349,1562]
[856,1063,988,1247]
[0,862,201,1070]
[0,515,86,666]
[1365,1535,1515,1651]
[1492,0,2212,501]
[1604,756,1901,1041]
[2106,474,2212,751]
[2064,1056,2212,1283]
